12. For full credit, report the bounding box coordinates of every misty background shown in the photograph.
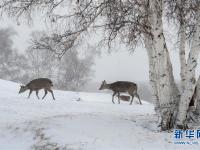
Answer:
[1,15,198,102]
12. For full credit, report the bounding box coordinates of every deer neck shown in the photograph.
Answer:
[25,84,30,89]
[105,83,111,89]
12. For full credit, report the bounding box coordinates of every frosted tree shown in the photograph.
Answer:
[0,27,28,82]
[0,28,15,79]
[26,31,94,91]
[56,48,94,91]
[165,0,200,128]
[9,50,29,83]
[1,0,200,130]
[25,32,56,80]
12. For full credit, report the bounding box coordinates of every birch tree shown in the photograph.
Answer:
[166,0,200,128]
[1,0,200,130]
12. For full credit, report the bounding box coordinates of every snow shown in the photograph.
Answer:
[0,79,199,150]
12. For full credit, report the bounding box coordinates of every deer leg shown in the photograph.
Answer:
[36,90,40,99]
[130,94,134,105]
[42,89,48,100]
[28,90,32,99]
[135,93,142,105]
[117,92,120,104]
[48,89,55,100]
[112,92,116,104]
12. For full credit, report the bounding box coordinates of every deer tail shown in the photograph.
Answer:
[135,84,138,92]
[50,81,53,86]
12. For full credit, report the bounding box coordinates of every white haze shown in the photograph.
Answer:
[0,16,199,84]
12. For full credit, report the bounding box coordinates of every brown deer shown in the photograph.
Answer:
[99,80,142,105]
[19,78,55,100]
[118,95,130,102]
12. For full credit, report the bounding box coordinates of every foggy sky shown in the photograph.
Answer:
[0,17,199,84]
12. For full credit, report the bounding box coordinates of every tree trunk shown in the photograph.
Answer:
[195,77,200,115]
[179,23,187,92]
[145,0,180,130]
[176,11,200,128]
[144,35,161,120]
[186,77,200,127]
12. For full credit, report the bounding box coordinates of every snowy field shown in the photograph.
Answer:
[0,79,199,150]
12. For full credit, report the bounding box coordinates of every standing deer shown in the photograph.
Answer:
[99,80,142,105]
[19,78,55,100]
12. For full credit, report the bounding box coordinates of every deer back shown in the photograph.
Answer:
[27,78,53,90]
[110,81,137,92]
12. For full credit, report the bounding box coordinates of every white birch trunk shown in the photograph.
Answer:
[147,0,180,130]
[195,77,200,115]
[179,23,187,92]
[186,77,200,126]
[176,11,200,128]
[144,36,160,117]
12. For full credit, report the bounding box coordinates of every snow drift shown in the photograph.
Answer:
[0,79,198,150]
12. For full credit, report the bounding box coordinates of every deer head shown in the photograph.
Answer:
[19,85,28,94]
[99,80,109,90]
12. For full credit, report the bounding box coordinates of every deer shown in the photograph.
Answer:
[99,80,142,105]
[118,95,130,102]
[19,78,55,100]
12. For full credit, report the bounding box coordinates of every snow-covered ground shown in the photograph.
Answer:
[0,79,199,150]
